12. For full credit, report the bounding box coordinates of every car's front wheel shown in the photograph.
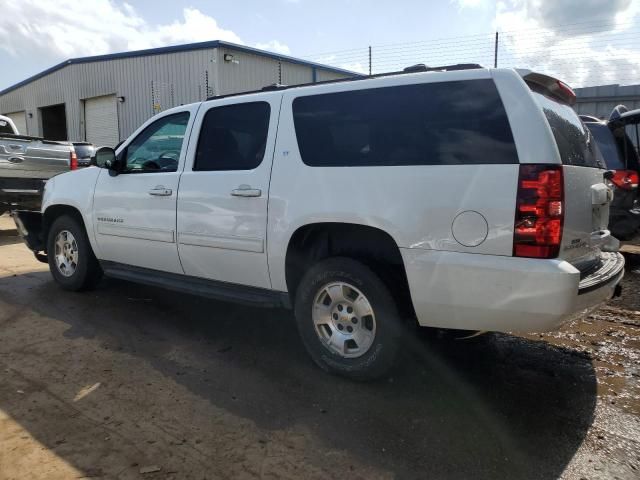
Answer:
[47,214,103,291]
[294,257,402,380]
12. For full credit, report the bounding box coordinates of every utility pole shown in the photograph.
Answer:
[494,31,499,68]
[369,46,372,76]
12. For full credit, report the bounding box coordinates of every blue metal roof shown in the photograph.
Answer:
[0,40,359,96]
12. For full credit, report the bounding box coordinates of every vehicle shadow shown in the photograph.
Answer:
[0,272,597,479]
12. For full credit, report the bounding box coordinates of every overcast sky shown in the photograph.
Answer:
[1,0,639,90]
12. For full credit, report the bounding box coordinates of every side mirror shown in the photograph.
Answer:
[92,146,121,172]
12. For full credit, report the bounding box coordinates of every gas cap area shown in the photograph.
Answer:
[451,210,489,247]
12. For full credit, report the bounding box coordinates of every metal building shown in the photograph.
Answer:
[0,40,354,145]
[574,83,640,118]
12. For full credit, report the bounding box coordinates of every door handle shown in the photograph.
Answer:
[148,186,172,196]
[8,156,24,163]
[231,185,262,197]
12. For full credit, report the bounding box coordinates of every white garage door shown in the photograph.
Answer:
[85,95,119,147]
[5,111,27,135]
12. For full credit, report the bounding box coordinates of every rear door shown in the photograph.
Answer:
[176,93,281,289]
[529,82,611,270]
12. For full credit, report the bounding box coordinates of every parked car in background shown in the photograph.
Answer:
[0,114,77,215]
[13,67,624,380]
[72,142,96,167]
[581,107,640,240]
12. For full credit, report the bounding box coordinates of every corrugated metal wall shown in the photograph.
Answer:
[0,47,351,142]
[575,84,640,119]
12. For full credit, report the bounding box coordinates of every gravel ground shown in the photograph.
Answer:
[0,214,638,479]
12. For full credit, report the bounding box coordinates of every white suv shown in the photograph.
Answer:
[13,66,625,379]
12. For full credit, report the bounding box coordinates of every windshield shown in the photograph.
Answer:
[586,123,625,170]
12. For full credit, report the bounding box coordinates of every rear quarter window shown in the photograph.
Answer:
[292,79,519,167]
[531,88,603,168]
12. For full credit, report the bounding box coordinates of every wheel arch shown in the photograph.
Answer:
[43,204,89,253]
[284,222,415,318]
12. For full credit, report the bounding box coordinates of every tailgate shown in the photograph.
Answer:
[527,75,613,272]
[561,165,612,269]
[0,138,71,179]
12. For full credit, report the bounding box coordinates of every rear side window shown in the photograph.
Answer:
[292,79,518,167]
[531,89,602,168]
[195,102,270,171]
[585,123,625,170]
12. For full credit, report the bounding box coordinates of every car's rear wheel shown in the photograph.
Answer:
[47,215,103,291]
[294,257,401,380]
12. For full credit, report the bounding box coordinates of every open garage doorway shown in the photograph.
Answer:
[39,103,68,140]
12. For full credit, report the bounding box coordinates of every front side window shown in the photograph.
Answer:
[123,112,190,173]
[194,102,271,171]
[292,79,519,167]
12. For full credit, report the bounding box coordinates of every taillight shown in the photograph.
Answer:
[70,151,78,170]
[513,164,564,259]
[610,170,639,190]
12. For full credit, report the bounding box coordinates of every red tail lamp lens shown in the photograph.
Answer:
[513,165,564,259]
[610,170,639,190]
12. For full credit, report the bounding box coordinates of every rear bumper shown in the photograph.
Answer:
[401,248,625,333]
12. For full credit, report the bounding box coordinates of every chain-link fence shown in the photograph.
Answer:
[301,19,640,88]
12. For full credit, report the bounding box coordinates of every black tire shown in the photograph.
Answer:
[294,257,402,380]
[47,214,103,291]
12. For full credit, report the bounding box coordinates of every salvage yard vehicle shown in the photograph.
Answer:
[581,108,640,240]
[72,142,96,168]
[0,114,77,215]
[12,66,625,379]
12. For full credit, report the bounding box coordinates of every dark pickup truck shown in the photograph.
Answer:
[0,115,77,214]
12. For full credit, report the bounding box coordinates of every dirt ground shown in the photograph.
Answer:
[0,213,638,480]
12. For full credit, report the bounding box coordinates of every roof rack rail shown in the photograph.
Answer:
[261,83,288,91]
[404,64,429,72]
[205,63,485,101]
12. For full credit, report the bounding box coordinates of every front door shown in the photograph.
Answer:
[177,94,281,288]
[93,108,196,274]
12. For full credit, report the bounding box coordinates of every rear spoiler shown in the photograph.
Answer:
[516,69,576,106]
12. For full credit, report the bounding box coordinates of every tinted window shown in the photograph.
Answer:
[124,112,190,173]
[292,79,518,167]
[73,144,95,159]
[0,119,14,134]
[531,89,602,168]
[586,123,625,170]
[195,102,270,171]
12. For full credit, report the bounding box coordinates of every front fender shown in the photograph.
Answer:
[41,167,103,257]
